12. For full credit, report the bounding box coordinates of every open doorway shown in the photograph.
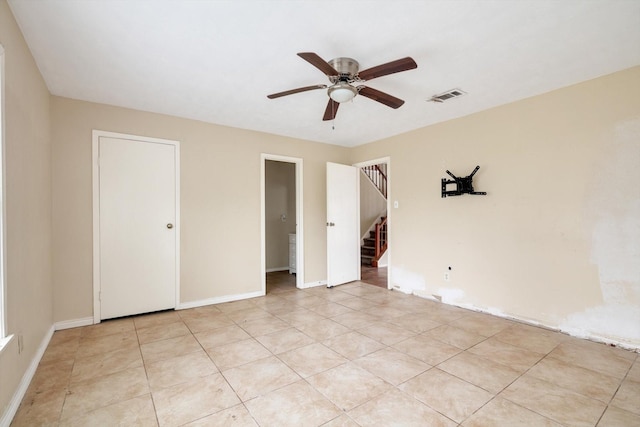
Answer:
[260,154,303,294]
[355,158,390,289]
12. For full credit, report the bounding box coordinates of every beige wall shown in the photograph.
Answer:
[352,66,640,348]
[265,160,296,270]
[51,97,349,321]
[48,67,640,348]
[0,0,53,417]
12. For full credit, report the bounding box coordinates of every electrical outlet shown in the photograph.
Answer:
[18,334,24,354]
[444,272,450,282]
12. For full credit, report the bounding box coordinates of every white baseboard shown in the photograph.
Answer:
[177,290,265,310]
[54,317,94,330]
[302,280,327,289]
[0,325,54,427]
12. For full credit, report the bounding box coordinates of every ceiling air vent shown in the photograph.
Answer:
[429,88,466,103]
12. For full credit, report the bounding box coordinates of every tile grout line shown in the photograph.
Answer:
[16,276,638,426]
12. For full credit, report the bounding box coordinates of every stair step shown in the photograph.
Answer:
[360,254,374,266]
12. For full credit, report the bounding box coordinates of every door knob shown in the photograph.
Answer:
[167,223,173,229]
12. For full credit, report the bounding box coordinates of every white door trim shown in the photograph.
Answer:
[260,154,304,291]
[92,130,181,324]
[353,157,391,289]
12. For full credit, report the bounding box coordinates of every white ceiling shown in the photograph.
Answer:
[8,0,640,147]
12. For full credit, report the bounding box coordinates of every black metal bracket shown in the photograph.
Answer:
[441,165,487,198]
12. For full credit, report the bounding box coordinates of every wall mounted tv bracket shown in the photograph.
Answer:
[441,165,487,198]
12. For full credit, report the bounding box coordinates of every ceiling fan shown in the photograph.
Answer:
[267,52,417,121]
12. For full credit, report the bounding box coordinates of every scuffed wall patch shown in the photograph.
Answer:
[391,266,426,292]
[436,287,466,305]
[391,267,468,306]
[562,118,640,347]
[561,305,640,344]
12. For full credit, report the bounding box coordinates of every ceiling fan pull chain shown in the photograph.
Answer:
[332,102,336,130]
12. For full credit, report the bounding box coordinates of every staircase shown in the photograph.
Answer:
[360,163,388,267]
[361,216,387,267]
[361,164,387,198]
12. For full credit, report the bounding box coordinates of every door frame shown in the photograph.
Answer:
[92,130,181,324]
[353,156,391,289]
[260,154,304,291]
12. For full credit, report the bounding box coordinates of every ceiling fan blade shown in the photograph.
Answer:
[323,99,340,121]
[358,86,405,109]
[267,84,327,99]
[358,57,417,81]
[298,52,339,76]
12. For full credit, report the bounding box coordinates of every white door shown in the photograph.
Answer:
[327,162,360,287]
[97,136,177,320]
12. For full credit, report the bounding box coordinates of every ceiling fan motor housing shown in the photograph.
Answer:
[328,57,360,83]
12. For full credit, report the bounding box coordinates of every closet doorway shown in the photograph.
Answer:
[260,154,304,293]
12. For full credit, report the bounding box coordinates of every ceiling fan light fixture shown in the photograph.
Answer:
[328,83,357,103]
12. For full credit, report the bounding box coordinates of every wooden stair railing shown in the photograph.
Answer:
[362,216,388,267]
[362,165,387,199]
[373,216,387,267]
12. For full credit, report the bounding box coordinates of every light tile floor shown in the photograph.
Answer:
[11,273,640,426]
